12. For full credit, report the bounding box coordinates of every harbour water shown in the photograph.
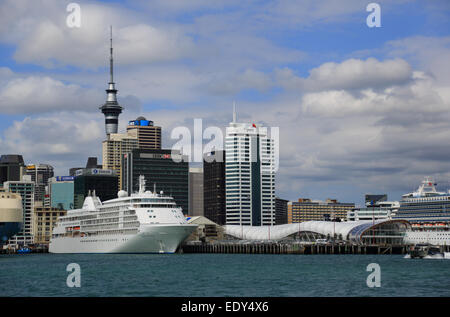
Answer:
[1,254,449,297]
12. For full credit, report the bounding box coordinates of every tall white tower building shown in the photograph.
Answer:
[225,108,276,226]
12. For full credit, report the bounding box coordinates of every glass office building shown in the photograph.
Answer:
[122,149,189,214]
[49,176,75,210]
[73,169,119,209]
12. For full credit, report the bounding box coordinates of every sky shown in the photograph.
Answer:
[1,0,450,206]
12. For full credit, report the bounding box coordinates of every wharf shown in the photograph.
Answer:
[0,246,48,254]
[182,242,421,255]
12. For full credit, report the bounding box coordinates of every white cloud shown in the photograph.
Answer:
[206,69,273,95]
[276,58,413,92]
[385,36,450,85]
[0,68,142,115]
[0,75,102,114]
[301,70,449,118]
[304,58,412,91]
[2,1,195,69]
[0,113,105,175]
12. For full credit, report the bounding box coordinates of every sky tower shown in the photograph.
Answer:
[100,26,123,138]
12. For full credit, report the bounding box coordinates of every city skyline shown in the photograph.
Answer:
[0,1,450,206]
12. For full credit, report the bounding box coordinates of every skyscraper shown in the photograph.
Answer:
[189,167,203,216]
[102,133,138,189]
[127,117,162,150]
[99,27,122,138]
[73,168,119,209]
[203,151,226,225]
[48,176,75,210]
[25,164,54,202]
[0,154,25,186]
[4,175,35,247]
[122,149,189,213]
[225,109,276,226]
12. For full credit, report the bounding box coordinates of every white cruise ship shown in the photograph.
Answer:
[49,176,197,253]
[394,177,450,246]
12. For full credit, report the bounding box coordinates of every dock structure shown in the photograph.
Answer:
[181,242,426,255]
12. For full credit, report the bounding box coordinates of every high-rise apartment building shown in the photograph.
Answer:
[102,133,138,189]
[4,176,35,246]
[127,117,161,149]
[203,151,226,225]
[26,164,54,202]
[225,114,276,226]
[287,198,355,223]
[189,167,203,216]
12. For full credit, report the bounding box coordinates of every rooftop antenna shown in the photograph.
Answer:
[110,25,113,83]
[233,101,237,123]
[153,183,156,194]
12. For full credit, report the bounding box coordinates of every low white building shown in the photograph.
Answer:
[347,201,399,221]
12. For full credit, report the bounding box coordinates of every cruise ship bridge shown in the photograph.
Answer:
[225,219,411,245]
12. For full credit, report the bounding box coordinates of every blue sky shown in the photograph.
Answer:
[1,0,450,206]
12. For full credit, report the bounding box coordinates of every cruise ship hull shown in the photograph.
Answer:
[49,224,197,254]
[403,230,450,246]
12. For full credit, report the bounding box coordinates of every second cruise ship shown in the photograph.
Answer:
[394,177,450,245]
[49,176,197,253]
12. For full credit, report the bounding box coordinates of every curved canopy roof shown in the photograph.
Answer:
[225,219,409,242]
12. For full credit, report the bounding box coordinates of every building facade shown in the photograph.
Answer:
[203,151,226,225]
[102,133,138,190]
[287,198,355,223]
[347,196,399,221]
[33,207,66,245]
[74,169,119,209]
[122,149,189,214]
[0,154,25,186]
[69,157,102,177]
[225,120,276,226]
[189,167,204,216]
[4,176,35,246]
[48,176,75,210]
[26,164,54,202]
[127,117,161,150]
[275,197,289,225]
